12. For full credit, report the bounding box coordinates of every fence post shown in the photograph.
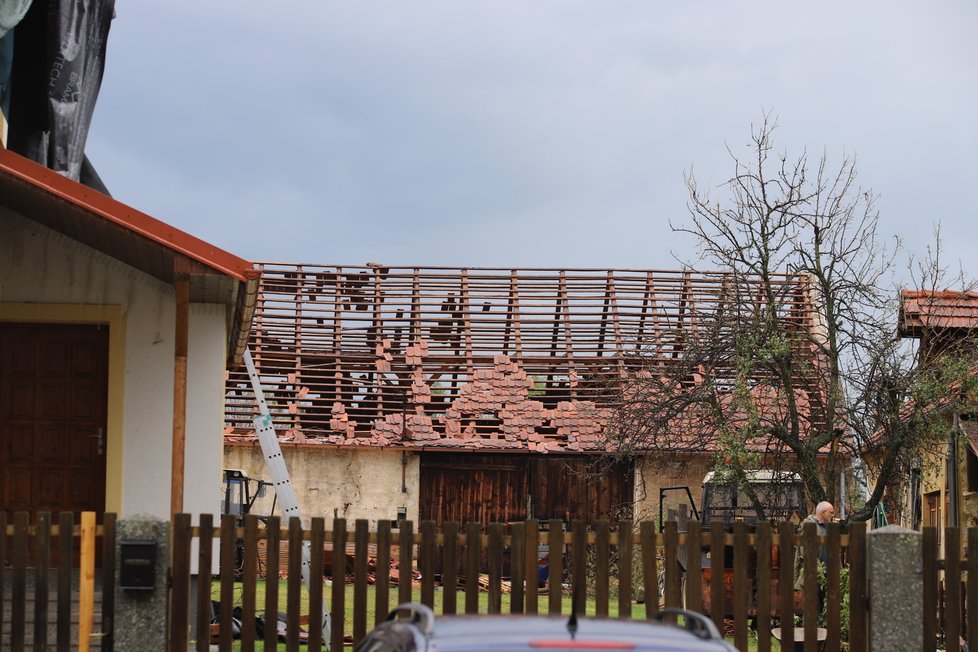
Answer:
[867,525,921,652]
[114,514,169,651]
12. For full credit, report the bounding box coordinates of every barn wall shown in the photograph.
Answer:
[226,445,638,528]
[224,444,420,525]
[633,456,713,524]
[420,452,634,526]
[227,445,810,530]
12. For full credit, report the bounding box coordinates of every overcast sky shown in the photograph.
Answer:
[86,2,977,277]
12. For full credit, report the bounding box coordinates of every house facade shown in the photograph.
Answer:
[0,148,259,519]
[891,290,978,535]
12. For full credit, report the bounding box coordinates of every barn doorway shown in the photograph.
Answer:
[420,452,633,526]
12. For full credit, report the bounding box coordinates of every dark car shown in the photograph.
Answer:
[355,603,737,652]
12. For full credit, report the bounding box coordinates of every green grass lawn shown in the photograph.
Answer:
[211,579,646,630]
[208,580,781,650]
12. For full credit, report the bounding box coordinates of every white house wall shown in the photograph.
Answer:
[186,304,230,518]
[1,208,229,518]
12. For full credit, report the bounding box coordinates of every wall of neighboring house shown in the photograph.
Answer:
[860,432,948,532]
[955,418,978,531]
[917,443,946,529]
[224,444,421,525]
[0,208,228,518]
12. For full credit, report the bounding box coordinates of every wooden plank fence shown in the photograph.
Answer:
[1,511,115,651]
[5,512,978,651]
[169,516,868,651]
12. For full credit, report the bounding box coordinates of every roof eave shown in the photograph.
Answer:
[0,147,257,282]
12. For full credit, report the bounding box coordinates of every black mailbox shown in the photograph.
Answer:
[119,540,157,590]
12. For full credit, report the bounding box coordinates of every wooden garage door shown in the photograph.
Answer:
[0,323,108,518]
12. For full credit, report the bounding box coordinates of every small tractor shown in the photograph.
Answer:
[222,468,275,578]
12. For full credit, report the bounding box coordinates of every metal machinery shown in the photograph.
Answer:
[222,468,275,521]
[659,471,808,618]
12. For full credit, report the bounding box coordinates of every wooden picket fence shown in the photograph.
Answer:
[171,515,864,652]
[6,512,978,651]
[1,511,115,651]
[925,527,978,652]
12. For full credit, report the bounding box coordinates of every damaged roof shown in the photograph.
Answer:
[226,264,822,453]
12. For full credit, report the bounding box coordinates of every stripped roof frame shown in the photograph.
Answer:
[224,265,821,453]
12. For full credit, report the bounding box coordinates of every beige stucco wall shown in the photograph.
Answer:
[227,446,711,528]
[185,305,230,518]
[0,208,229,519]
[224,445,420,525]
[633,456,713,524]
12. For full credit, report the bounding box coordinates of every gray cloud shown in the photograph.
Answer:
[87,1,978,274]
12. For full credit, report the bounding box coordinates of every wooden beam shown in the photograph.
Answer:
[671,271,692,358]
[294,266,304,433]
[171,277,189,517]
[607,272,625,375]
[597,275,611,356]
[559,271,577,398]
[461,270,473,378]
[78,512,96,652]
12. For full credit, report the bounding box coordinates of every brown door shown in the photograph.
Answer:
[420,453,529,525]
[420,453,635,525]
[1,323,108,518]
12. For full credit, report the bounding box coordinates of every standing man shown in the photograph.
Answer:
[794,501,834,589]
[794,501,834,619]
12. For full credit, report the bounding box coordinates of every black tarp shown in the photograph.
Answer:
[7,0,114,194]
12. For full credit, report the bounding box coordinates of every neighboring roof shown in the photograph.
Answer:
[225,265,821,453]
[899,289,978,336]
[876,288,978,447]
[0,147,260,363]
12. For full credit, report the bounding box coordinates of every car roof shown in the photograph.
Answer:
[425,614,735,651]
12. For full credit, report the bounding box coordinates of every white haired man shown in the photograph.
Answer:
[793,501,834,589]
[793,501,834,617]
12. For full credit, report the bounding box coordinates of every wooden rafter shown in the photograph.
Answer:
[225,266,818,443]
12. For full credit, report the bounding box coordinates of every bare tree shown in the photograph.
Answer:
[607,115,977,523]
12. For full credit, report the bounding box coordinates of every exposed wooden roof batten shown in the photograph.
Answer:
[226,265,820,453]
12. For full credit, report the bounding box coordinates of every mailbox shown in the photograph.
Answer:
[391,506,408,529]
[119,540,157,590]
